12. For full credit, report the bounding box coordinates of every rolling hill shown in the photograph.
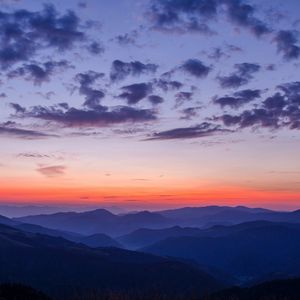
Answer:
[0,223,223,299]
[142,222,300,284]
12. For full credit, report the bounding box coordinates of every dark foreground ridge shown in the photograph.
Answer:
[0,223,222,299]
[1,278,300,300]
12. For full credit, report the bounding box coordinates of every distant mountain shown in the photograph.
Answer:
[14,206,300,236]
[205,278,300,300]
[0,214,122,248]
[0,214,18,226]
[76,233,122,248]
[118,226,203,249]
[15,209,173,235]
[142,221,300,284]
[0,204,128,218]
[14,223,82,240]
[158,206,300,227]
[0,283,51,300]
[119,221,300,250]
[0,223,223,299]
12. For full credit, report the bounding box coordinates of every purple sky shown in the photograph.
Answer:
[0,0,299,210]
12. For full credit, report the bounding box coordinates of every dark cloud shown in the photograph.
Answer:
[217,63,260,88]
[114,30,139,46]
[147,0,217,35]
[17,103,157,127]
[0,121,55,139]
[0,4,86,68]
[175,91,193,107]
[180,59,211,78]
[214,89,261,108]
[7,60,71,85]
[146,122,230,140]
[75,71,105,108]
[148,95,164,105]
[78,2,87,9]
[87,41,104,55]
[207,47,228,61]
[153,78,183,91]
[0,93,6,98]
[205,44,242,61]
[36,165,66,177]
[223,0,271,37]
[147,0,269,37]
[110,60,158,82]
[180,106,202,120]
[9,102,26,113]
[119,83,152,104]
[216,81,300,130]
[274,30,300,61]
[17,152,52,159]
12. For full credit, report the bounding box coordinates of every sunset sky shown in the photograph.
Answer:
[0,0,300,210]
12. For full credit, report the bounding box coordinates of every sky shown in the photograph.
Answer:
[0,0,300,210]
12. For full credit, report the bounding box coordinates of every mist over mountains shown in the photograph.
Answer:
[1,205,300,299]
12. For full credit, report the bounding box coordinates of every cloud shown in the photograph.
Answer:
[223,0,271,37]
[114,30,139,46]
[36,165,66,177]
[119,83,152,104]
[110,60,158,82]
[0,4,86,68]
[75,71,105,108]
[0,122,56,139]
[216,81,300,130]
[10,103,26,113]
[146,122,231,140]
[175,91,193,107]
[148,95,164,105]
[147,0,270,37]
[7,60,72,85]
[180,59,211,78]
[153,78,183,91]
[273,30,300,60]
[17,152,52,159]
[87,41,104,55]
[180,106,202,120]
[147,0,217,35]
[17,103,157,127]
[214,89,261,108]
[217,63,260,88]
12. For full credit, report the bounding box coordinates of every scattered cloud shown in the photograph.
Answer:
[0,4,87,68]
[0,122,56,139]
[16,103,157,127]
[36,165,66,177]
[146,122,231,140]
[110,60,158,82]
[119,83,152,104]
[273,30,300,61]
[7,60,72,85]
[217,63,261,88]
[75,71,105,108]
[214,89,262,108]
[180,59,211,78]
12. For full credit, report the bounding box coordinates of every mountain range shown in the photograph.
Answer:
[14,205,300,236]
[0,222,222,299]
[1,205,300,298]
[142,221,300,284]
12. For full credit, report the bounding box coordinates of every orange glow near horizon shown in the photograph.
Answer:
[1,183,299,210]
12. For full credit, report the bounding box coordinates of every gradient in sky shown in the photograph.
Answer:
[0,0,300,210]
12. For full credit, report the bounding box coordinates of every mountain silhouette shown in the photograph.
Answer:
[142,221,300,284]
[0,223,222,299]
[15,209,173,235]
[205,278,300,300]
